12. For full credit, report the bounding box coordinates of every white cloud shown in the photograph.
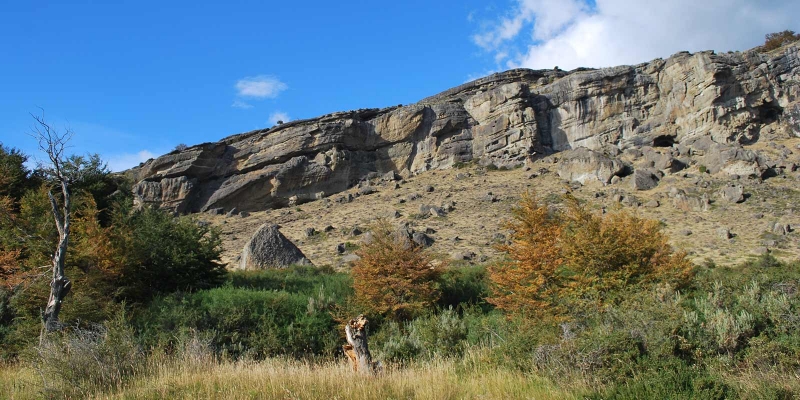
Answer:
[106,150,157,172]
[473,0,800,71]
[231,100,254,109]
[268,111,290,125]
[235,75,288,99]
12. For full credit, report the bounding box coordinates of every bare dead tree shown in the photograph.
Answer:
[343,315,381,375]
[30,111,75,334]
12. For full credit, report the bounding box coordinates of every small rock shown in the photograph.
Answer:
[383,170,399,181]
[425,185,435,193]
[610,175,621,185]
[429,206,446,218]
[754,246,770,255]
[412,232,434,248]
[323,225,335,232]
[358,186,377,196]
[336,243,347,254]
[771,221,792,235]
[718,183,745,203]
[425,227,437,234]
[451,250,476,261]
[239,211,251,218]
[632,169,660,190]
[225,208,238,217]
[336,194,354,203]
[207,207,225,215]
[644,200,660,208]
[350,227,363,236]
[679,229,693,236]
[717,228,733,240]
[407,193,422,201]
[305,228,317,238]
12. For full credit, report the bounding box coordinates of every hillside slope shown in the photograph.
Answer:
[128,42,800,267]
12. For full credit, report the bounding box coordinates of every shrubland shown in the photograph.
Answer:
[1,143,799,399]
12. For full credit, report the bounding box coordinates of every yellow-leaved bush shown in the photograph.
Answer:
[488,193,694,317]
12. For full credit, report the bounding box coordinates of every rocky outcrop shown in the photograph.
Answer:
[131,43,800,214]
[238,224,311,270]
[556,148,624,184]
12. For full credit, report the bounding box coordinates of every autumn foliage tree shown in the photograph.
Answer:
[351,222,441,321]
[488,193,563,316]
[489,193,694,318]
[760,30,800,52]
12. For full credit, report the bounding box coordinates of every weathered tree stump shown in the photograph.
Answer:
[343,315,380,375]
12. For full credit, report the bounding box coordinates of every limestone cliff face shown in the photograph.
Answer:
[132,44,800,213]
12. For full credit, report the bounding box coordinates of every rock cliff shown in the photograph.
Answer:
[132,43,800,214]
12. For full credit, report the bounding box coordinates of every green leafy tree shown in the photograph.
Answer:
[110,204,225,303]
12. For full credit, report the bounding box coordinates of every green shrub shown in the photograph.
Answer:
[110,205,226,302]
[436,264,490,311]
[136,286,341,359]
[136,267,353,359]
[587,357,730,400]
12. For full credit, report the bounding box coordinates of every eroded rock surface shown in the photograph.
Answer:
[132,44,800,214]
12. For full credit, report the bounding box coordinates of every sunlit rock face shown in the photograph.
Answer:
[131,44,800,213]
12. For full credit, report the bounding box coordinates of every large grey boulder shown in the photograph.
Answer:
[556,148,624,184]
[239,224,311,270]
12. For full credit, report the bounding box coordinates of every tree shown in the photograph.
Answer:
[351,222,441,321]
[487,192,563,316]
[760,30,800,52]
[30,112,108,332]
[488,193,694,318]
[109,204,225,302]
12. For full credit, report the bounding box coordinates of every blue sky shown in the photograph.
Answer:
[2,0,798,171]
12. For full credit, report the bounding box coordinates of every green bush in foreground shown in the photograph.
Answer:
[135,266,353,359]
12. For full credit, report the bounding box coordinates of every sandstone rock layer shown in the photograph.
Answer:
[132,44,800,213]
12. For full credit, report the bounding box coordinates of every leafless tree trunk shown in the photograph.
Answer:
[343,315,380,375]
[31,112,73,333]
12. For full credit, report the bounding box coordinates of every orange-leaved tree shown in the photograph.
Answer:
[351,221,441,321]
[488,192,695,318]
[488,192,563,316]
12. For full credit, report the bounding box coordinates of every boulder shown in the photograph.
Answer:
[632,169,661,190]
[239,224,311,270]
[412,232,434,248]
[718,183,745,203]
[557,148,624,184]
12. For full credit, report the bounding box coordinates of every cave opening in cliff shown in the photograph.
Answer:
[755,101,783,125]
[652,135,675,147]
